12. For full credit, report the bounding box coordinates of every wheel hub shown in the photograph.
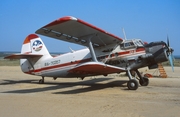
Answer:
[130,82,135,87]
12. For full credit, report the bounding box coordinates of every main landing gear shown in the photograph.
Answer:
[39,76,44,84]
[135,69,149,86]
[126,69,149,90]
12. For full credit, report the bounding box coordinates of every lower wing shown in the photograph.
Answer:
[68,62,125,76]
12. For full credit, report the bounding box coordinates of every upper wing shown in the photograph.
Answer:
[35,16,123,48]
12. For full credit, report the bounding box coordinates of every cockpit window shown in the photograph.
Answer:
[139,40,144,45]
[120,41,135,50]
[125,43,130,47]
[134,40,144,47]
[124,42,135,48]
[130,42,134,46]
[120,39,144,50]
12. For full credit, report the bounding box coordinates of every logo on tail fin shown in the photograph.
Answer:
[32,40,43,52]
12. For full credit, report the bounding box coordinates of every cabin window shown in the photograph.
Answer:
[120,41,135,49]
[120,39,144,50]
[124,42,135,48]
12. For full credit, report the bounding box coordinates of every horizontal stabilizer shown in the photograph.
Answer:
[69,62,125,75]
[4,53,43,59]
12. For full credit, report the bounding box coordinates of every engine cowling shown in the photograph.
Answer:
[144,41,168,63]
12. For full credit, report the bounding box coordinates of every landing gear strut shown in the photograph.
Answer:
[126,69,149,90]
[135,69,149,86]
[39,76,44,84]
[126,70,139,90]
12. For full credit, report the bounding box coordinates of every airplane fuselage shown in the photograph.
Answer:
[21,39,169,80]
[22,44,146,78]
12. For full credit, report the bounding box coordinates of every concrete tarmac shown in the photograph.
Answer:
[0,66,180,117]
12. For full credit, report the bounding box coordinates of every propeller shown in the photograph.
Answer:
[166,35,174,72]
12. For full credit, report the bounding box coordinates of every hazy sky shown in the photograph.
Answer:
[0,0,180,55]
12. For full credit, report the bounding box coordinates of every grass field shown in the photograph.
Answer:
[0,59,20,66]
[162,59,180,66]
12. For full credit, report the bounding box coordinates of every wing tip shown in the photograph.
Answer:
[43,16,77,28]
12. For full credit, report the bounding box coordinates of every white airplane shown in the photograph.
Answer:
[5,16,174,90]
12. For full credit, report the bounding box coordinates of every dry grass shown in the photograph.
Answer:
[162,59,180,66]
[0,59,20,66]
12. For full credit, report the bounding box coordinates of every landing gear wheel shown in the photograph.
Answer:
[139,77,149,86]
[39,79,44,84]
[127,79,138,90]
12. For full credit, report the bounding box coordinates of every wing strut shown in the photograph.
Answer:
[88,34,98,62]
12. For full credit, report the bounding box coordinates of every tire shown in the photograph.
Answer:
[139,77,149,86]
[127,79,139,90]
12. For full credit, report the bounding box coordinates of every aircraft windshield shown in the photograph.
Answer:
[134,39,144,47]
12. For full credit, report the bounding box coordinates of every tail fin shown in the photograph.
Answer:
[4,34,52,74]
[21,34,50,56]
[20,34,52,74]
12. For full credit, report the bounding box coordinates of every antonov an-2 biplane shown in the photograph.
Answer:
[5,16,174,90]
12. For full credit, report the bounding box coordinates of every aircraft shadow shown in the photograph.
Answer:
[53,80,127,94]
[0,79,37,85]
[1,78,128,94]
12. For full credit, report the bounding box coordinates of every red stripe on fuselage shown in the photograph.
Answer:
[26,58,91,74]
[26,48,145,74]
[109,48,145,57]
[136,47,145,52]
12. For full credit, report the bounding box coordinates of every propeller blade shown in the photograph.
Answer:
[172,53,175,61]
[168,53,174,72]
[166,35,174,72]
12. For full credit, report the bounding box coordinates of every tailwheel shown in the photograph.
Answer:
[127,79,139,90]
[39,76,44,84]
[139,77,149,86]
